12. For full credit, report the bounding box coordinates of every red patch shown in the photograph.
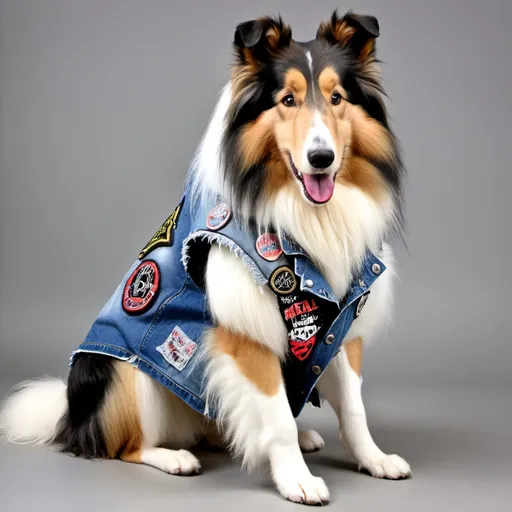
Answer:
[122,260,160,314]
[256,233,283,261]
[290,337,316,361]
[284,299,318,321]
[206,203,231,231]
[289,324,319,361]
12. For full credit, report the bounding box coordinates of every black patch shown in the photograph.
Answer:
[139,197,184,259]
[122,260,160,315]
[273,269,340,415]
[55,353,114,458]
[270,266,297,294]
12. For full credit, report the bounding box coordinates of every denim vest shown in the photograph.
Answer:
[74,178,385,418]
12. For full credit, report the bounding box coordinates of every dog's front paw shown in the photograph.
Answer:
[357,453,411,480]
[274,471,330,505]
[298,429,325,453]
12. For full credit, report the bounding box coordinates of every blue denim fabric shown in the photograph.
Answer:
[74,177,385,418]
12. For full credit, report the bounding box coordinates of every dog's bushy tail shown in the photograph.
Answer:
[0,378,67,445]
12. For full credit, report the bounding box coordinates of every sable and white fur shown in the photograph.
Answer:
[0,11,410,506]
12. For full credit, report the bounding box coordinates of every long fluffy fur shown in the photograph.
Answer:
[0,378,67,445]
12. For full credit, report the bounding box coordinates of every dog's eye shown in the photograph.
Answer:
[281,95,296,107]
[331,92,342,105]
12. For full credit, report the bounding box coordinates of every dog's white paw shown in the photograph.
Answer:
[358,453,411,479]
[275,472,330,505]
[165,449,202,475]
[141,448,202,476]
[298,429,325,453]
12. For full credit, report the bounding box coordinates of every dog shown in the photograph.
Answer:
[0,11,410,505]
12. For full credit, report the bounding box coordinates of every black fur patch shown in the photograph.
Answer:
[55,353,115,458]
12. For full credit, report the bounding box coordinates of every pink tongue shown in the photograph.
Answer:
[302,173,335,203]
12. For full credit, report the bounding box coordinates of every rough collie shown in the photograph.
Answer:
[0,11,410,505]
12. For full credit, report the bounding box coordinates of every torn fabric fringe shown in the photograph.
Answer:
[181,230,267,286]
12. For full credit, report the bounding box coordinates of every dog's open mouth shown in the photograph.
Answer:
[288,153,336,204]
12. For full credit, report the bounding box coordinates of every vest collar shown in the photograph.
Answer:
[280,233,385,306]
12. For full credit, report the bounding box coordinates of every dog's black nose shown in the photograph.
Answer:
[307,149,335,169]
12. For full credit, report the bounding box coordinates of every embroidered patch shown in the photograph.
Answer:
[280,296,321,361]
[355,292,370,318]
[122,260,160,314]
[156,326,197,371]
[270,266,297,295]
[289,324,320,361]
[284,298,319,321]
[206,203,231,231]
[256,233,283,261]
[139,196,184,259]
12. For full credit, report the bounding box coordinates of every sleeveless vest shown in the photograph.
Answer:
[74,176,385,418]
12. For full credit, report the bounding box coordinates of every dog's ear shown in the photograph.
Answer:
[234,16,292,65]
[317,10,379,62]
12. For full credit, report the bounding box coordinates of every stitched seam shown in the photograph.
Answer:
[139,278,188,352]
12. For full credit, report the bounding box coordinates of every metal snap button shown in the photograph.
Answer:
[325,334,335,344]
[305,279,314,287]
[311,365,322,375]
[371,263,381,275]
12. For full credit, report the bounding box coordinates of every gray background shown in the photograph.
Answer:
[0,1,511,511]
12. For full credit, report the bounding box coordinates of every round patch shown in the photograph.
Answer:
[256,233,283,261]
[122,260,160,314]
[270,266,297,295]
[206,203,231,231]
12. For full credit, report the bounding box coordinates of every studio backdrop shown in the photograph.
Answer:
[0,0,510,388]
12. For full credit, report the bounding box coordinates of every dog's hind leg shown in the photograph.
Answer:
[51,353,204,475]
[316,337,411,479]
[119,367,205,475]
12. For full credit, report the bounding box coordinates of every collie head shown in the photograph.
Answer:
[193,11,405,292]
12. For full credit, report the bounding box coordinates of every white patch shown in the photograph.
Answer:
[206,244,288,357]
[0,378,67,445]
[203,333,329,504]
[305,50,317,106]
[136,369,205,450]
[301,112,338,173]
[156,326,197,371]
[316,346,411,479]
[305,50,313,72]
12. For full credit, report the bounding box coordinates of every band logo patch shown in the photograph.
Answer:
[206,203,231,231]
[256,233,283,261]
[139,197,184,259]
[270,267,297,295]
[355,292,370,318]
[156,326,197,371]
[122,260,160,314]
